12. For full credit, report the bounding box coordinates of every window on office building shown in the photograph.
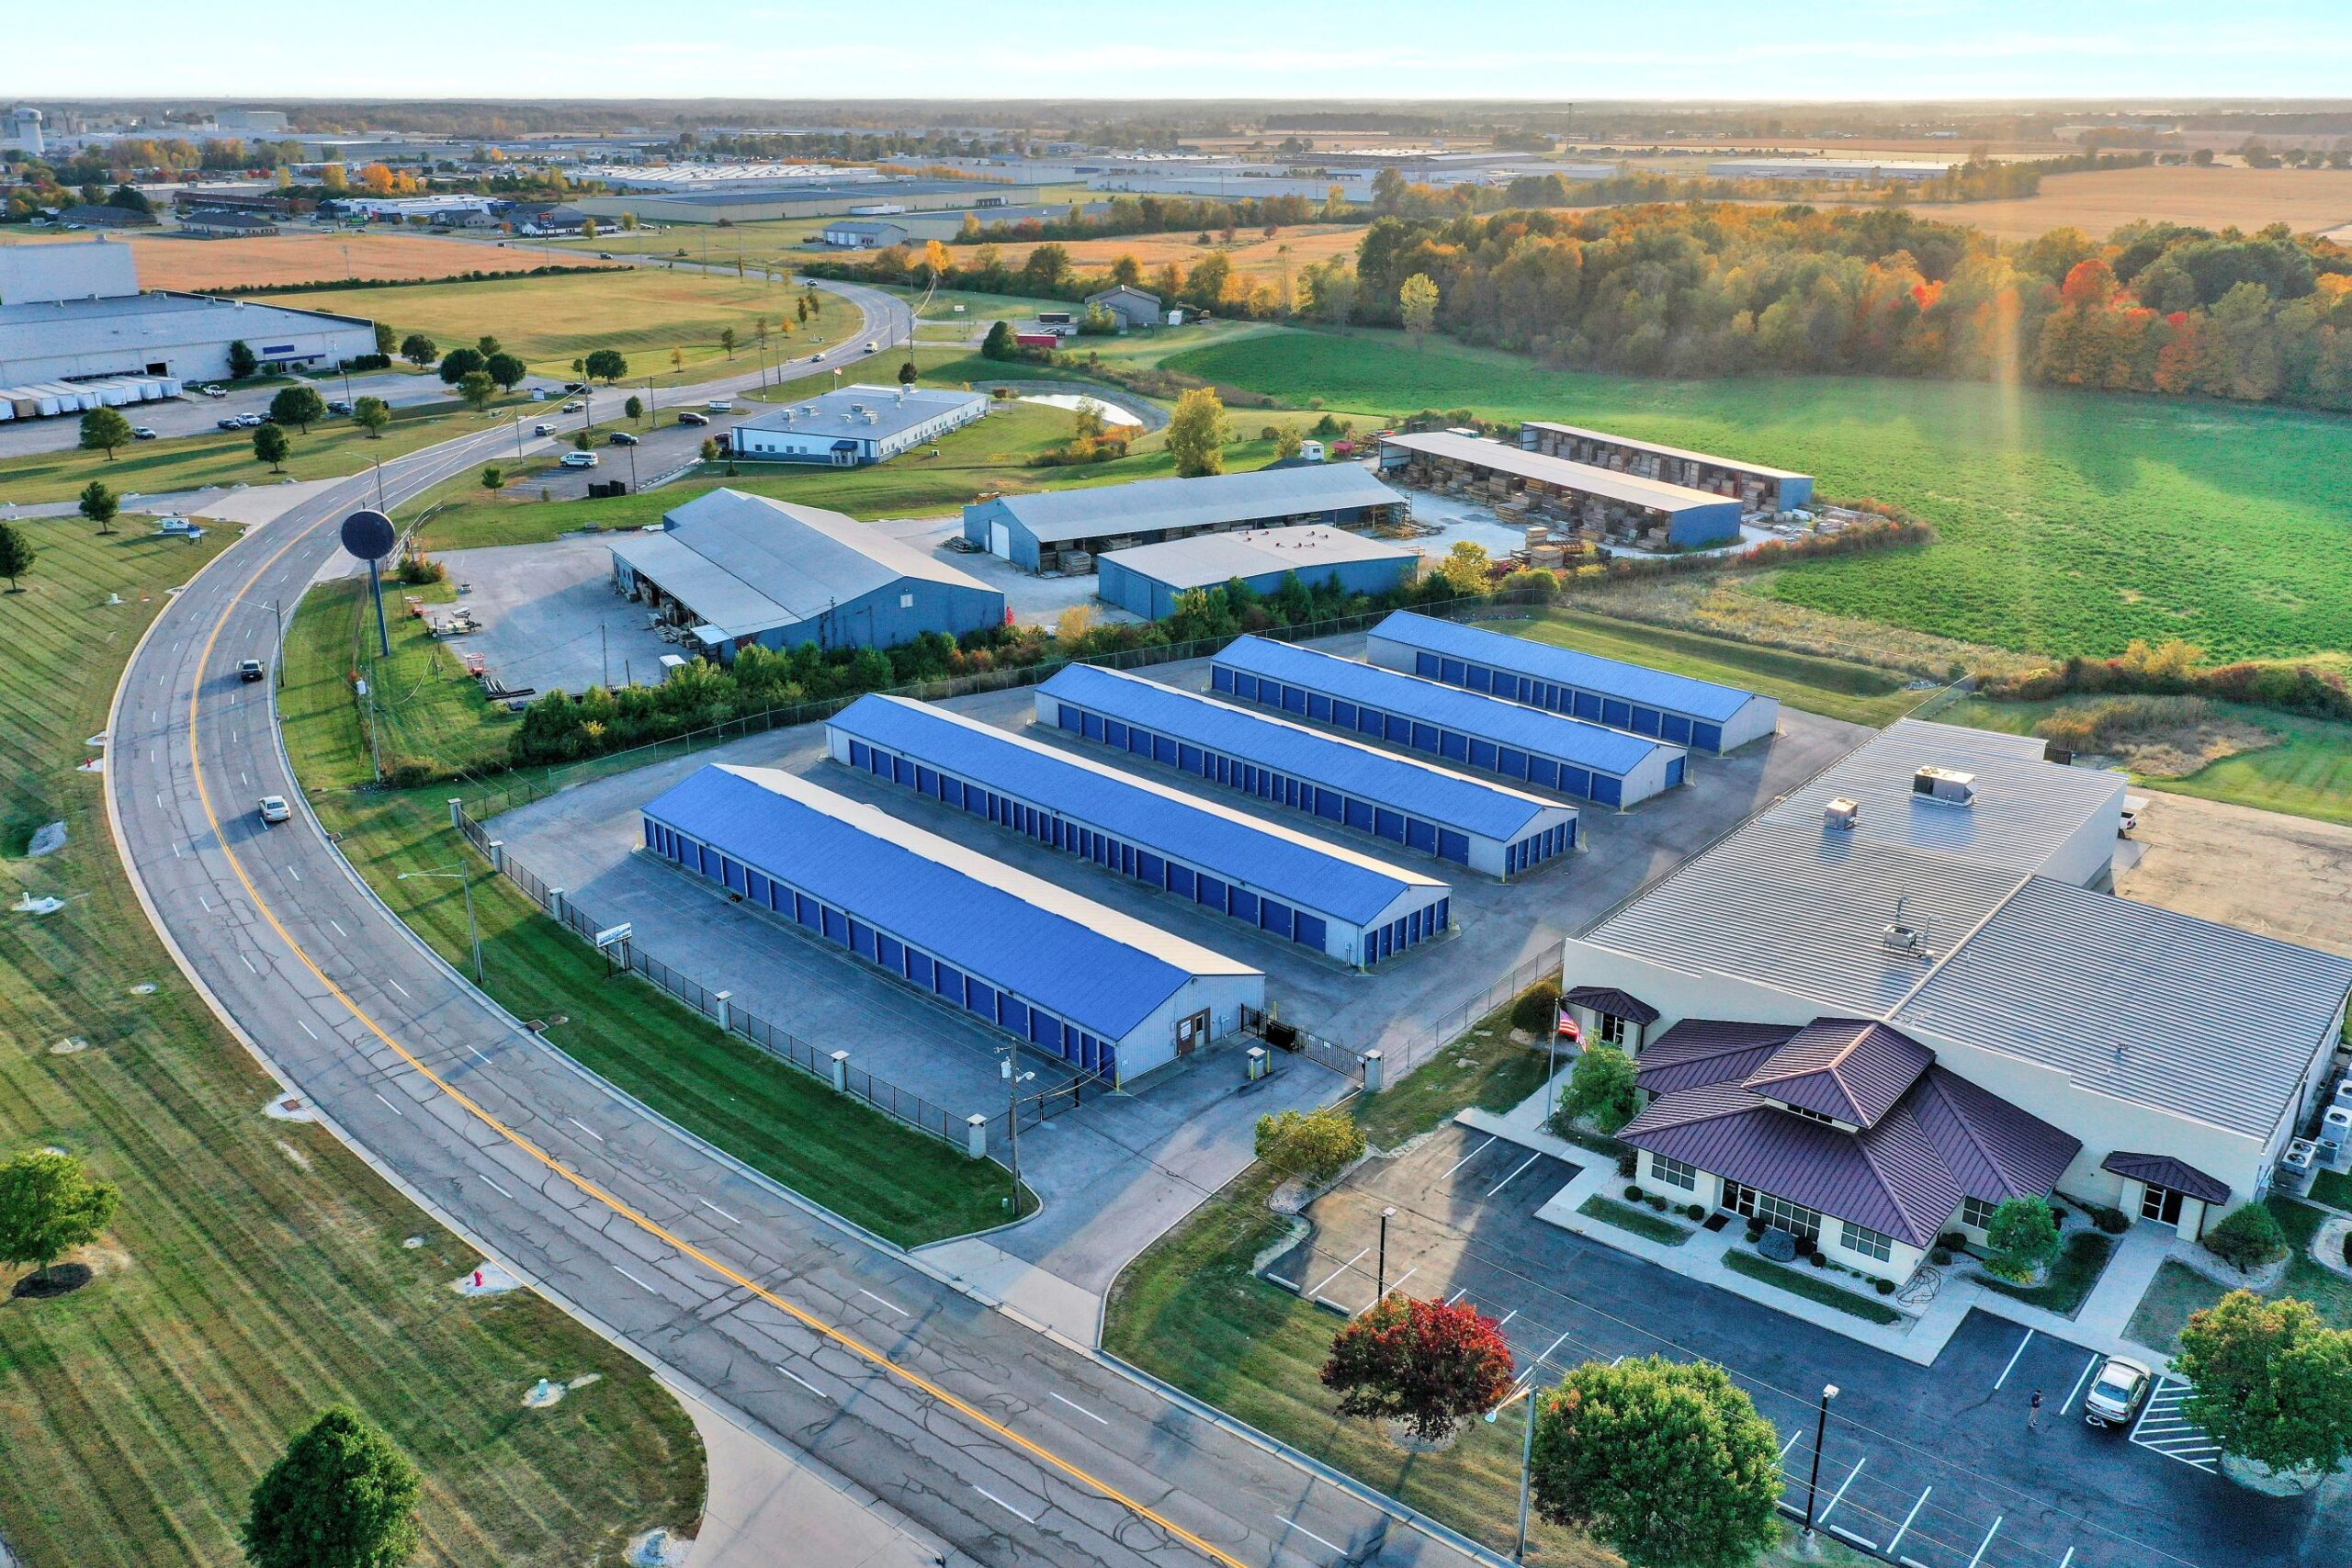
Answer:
[1839,1221,1894,1263]
[1650,1154,1698,1191]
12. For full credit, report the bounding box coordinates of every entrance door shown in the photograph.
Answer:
[990,521,1012,558]
[2140,1183,2186,1225]
[1176,1009,1209,1057]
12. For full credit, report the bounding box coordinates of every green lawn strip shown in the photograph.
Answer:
[1973,1230,2118,1317]
[1721,1251,1904,1324]
[1102,1162,1611,1565]
[1518,608,1928,728]
[0,517,700,1567]
[2310,1168,2352,1213]
[279,581,1026,1244]
[2123,1198,2351,1355]
[2122,1261,2229,1356]
[1578,1194,1691,1247]
[1349,999,1558,1152]
[282,576,517,787]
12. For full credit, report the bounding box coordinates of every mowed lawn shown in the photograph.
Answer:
[280,577,1031,1242]
[277,268,836,380]
[0,521,702,1568]
[1167,329,2352,663]
[1514,608,1929,728]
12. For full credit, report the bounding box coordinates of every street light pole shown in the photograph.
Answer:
[1000,1048,1033,1212]
[1484,1378,1541,1563]
[1802,1383,1839,1544]
[1376,1205,1396,1300]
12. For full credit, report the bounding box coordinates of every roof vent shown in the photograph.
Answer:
[1824,796,1860,831]
[1881,895,1932,959]
[1913,765,1976,807]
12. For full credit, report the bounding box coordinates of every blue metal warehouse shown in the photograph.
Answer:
[1035,664,1578,881]
[609,489,1005,663]
[640,763,1263,1084]
[1210,636,1687,808]
[963,465,1408,574]
[826,694,1453,968]
[1096,526,1420,620]
[1365,611,1781,754]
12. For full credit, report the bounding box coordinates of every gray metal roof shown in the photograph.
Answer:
[1882,717,2052,762]
[1521,421,1812,483]
[1371,611,1764,724]
[1100,526,1416,592]
[1379,432,1740,516]
[0,289,373,364]
[732,384,990,446]
[608,489,994,641]
[1893,878,2352,1140]
[987,465,1403,545]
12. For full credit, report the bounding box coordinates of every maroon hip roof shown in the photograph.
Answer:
[1563,985,1660,1026]
[2100,1151,2230,1205]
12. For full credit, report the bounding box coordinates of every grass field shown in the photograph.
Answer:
[952,224,1369,290]
[1973,1230,2117,1317]
[0,231,623,292]
[1516,608,1930,727]
[276,269,838,381]
[1168,328,2352,663]
[0,518,702,1567]
[2122,1198,2351,1355]
[1915,165,2352,243]
[280,577,1030,1244]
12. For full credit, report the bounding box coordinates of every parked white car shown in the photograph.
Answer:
[560,451,598,469]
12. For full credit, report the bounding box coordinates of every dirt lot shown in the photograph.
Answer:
[2115,789,2352,957]
[1921,166,2352,241]
[0,231,624,291]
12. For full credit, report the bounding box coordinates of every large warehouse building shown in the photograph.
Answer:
[1519,423,1814,514]
[1378,432,1746,548]
[1097,526,1420,620]
[729,385,991,467]
[1036,663,1577,880]
[1211,636,1687,808]
[964,466,1408,574]
[826,694,1453,968]
[1366,611,1781,755]
[643,763,1263,1084]
[609,489,1004,662]
[572,178,1052,226]
[0,238,379,391]
[1565,720,2352,1282]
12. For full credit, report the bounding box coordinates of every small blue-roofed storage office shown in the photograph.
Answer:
[1035,663,1577,881]
[825,694,1453,968]
[1208,635,1686,808]
[1364,610,1781,754]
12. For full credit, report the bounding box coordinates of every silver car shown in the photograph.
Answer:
[257,795,291,825]
[2083,1356,2152,1428]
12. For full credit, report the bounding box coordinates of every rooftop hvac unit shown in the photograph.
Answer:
[1912,765,1977,807]
[1880,895,1930,957]
[1824,796,1860,832]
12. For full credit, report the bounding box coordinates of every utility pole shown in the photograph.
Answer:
[601,624,608,688]
[1000,1048,1033,1212]
[1376,1205,1396,1299]
[1484,1376,1541,1562]
[271,598,283,688]
[1802,1384,1839,1544]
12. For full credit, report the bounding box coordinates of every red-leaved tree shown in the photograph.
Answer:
[1320,1293,1516,1443]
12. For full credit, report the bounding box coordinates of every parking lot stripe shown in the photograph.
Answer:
[1886,1485,1930,1555]
[1993,1328,2034,1390]
[1780,1428,1805,1460]
[1486,1152,1542,1197]
[2060,1352,2101,1416]
[1496,1308,1516,1328]
[1308,1247,1369,1298]
[2057,1548,2075,1568]
[1829,1526,1879,1553]
[1965,1515,2003,1568]
[1439,1134,1498,1179]
[1533,1329,1571,1368]
[1818,1456,1865,1525]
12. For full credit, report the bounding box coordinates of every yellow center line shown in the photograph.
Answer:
[180,460,1252,1568]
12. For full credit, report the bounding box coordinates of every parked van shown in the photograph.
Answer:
[707,399,734,413]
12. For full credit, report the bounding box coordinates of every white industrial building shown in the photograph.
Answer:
[728,384,990,466]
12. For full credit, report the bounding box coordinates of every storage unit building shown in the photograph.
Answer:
[608,488,1004,663]
[729,384,990,466]
[1210,635,1686,808]
[1035,663,1577,880]
[826,694,1452,967]
[1366,611,1781,754]
[965,466,1408,575]
[1519,423,1813,513]
[642,763,1263,1085]
[1378,431,1745,548]
[1097,527,1419,620]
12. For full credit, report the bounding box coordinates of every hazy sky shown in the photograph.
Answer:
[16,0,2352,100]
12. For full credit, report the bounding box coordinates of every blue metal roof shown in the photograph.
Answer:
[642,764,1255,1039]
[1371,610,1758,723]
[1037,664,1558,844]
[1214,636,1674,778]
[829,694,1443,927]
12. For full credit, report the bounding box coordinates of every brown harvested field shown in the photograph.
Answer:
[0,231,623,291]
[1917,166,2352,242]
[984,223,1370,285]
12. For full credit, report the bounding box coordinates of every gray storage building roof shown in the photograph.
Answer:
[1372,610,1759,723]
[609,489,991,641]
[732,384,989,446]
[1039,663,1561,844]
[1214,635,1675,779]
[1380,431,1737,516]
[989,465,1403,545]
[0,289,374,364]
[1521,421,1812,484]
[829,694,1443,927]
[643,763,1256,1041]
[1100,525,1416,592]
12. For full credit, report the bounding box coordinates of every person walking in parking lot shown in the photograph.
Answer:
[2028,1389,2044,1431]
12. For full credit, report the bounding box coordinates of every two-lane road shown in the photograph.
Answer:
[104,290,1484,1568]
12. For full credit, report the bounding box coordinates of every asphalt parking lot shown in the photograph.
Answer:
[1268,1124,2345,1568]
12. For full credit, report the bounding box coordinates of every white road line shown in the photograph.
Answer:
[172,841,181,858]
[373,1091,403,1117]
[1994,1328,2034,1390]
[858,1287,909,1316]
[387,976,409,998]
[1439,1134,1498,1179]
[198,894,210,911]
[1486,1152,1542,1196]
[699,1198,741,1224]
[469,1045,492,1066]
[1818,1456,1865,1524]
[1886,1485,1930,1555]
[1309,1246,1370,1298]
[2061,1352,2101,1415]
[481,1176,515,1200]
[1966,1515,2003,1568]
[157,791,166,808]
[615,1266,657,1293]
[1051,1391,1110,1426]
[329,918,346,937]
[566,1117,604,1142]
[240,953,257,974]
[775,1363,828,1400]
[972,1486,1037,1525]
[287,863,300,881]
[1278,1517,1346,1556]
[240,770,249,785]
[297,1018,317,1040]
